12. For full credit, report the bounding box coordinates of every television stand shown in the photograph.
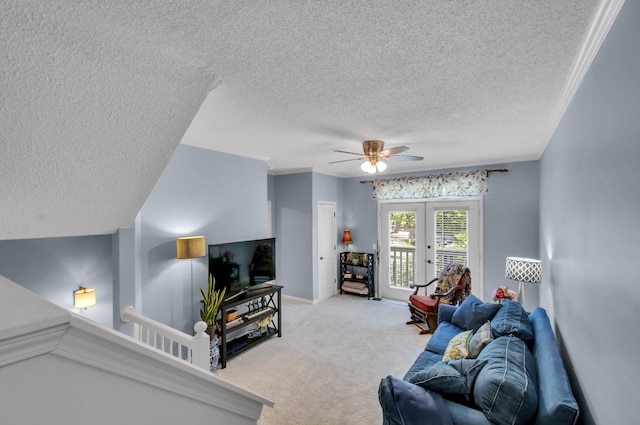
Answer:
[217,284,282,369]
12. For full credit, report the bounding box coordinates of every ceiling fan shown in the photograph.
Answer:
[330,140,424,174]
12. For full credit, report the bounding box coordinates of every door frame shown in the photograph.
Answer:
[377,197,483,301]
[378,202,426,300]
[317,201,337,302]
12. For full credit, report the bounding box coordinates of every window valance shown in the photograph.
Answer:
[371,170,489,200]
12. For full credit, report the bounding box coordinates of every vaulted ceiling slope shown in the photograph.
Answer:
[0,1,612,240]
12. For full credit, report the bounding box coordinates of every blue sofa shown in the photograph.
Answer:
[379,297,579,425]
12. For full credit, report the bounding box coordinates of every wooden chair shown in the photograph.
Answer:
[406,263,471,334]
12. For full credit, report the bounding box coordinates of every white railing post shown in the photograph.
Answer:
[191,321,210,371]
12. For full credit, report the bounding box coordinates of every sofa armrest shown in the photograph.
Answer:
[438,304,456,324]
[379,376,453,425]
[529,308,580,424]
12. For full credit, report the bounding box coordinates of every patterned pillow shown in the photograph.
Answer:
[425,321,465,355]
[442,330,473,361]
[468,320,493,359]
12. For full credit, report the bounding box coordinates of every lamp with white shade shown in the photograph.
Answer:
[74,286,96,309]
[505,257,542,305]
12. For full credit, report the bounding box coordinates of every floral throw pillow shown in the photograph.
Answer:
[442,330,473,361]
[468,320,493,359]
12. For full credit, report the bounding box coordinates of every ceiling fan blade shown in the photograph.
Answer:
[385,155,424,161]
[379,146,409,157]
[328,157,365,164]
[333,149,364,156]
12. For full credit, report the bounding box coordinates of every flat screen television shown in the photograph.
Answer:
[208,237,276,298]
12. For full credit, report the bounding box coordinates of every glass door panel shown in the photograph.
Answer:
[379,203,425,300]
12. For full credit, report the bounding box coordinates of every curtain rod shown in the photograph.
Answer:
[359,168,509,184]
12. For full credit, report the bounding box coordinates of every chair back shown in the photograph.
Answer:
[435,263,471,305]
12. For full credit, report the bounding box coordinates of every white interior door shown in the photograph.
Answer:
[317,202,337,302]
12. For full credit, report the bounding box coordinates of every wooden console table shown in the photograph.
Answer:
[217,284,282,369]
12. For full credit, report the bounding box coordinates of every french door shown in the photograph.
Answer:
[379,199,482,301]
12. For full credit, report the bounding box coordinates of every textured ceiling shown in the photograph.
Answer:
[181,0,602,176]
[0,1,613,240]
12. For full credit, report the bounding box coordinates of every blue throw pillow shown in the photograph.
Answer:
[474,336,538,425]
[407,359,488,396]
[378,375,453,425]
[451,294,501,332]
[490,300,534,342]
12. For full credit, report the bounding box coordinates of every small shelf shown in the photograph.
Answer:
[225,327,278,357]
[218,307,275,332]
[339,252,374,299]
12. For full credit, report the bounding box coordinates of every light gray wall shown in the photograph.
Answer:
[0,146,270,334]
[483,161,540,307]
[539,2,640,424]
[0,235,113,327]
[136,145,269,333]
[341,161,540,302]
[273,173,313,300]
[342,176,378,256]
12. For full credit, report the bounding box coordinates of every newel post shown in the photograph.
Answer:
[192,320,210,371]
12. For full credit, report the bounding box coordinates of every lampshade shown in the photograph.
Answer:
[505,257,542,283]
[342,229,353,245]
[74,286,96,309]
[360,159,387,174]
[176,236,206,259]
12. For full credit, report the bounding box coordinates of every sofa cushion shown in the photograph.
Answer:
[425,321,465,355]
[442,330,473,361]
[378,375,453,425]
[403,349,443,382]
[451,294,501,332]
[474,335,538,425]
[529,308,580,425]
[444,400,494,425]
[490,300,534,343]
[407,359,487,396]
[468,320,493,359]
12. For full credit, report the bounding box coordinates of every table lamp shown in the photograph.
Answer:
[505,257,542,304]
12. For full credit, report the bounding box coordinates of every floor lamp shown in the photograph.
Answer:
[505,257,542,305]
[177,236,206,332]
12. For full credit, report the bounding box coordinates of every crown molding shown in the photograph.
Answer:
[541,0,626,156]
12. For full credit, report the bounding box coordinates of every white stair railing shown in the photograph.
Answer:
[120,306,210,371]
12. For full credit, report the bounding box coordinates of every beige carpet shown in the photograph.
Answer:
[217,294,429,425]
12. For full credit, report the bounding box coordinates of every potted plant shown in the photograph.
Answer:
[350,252,363,265]
[200,273,226,340]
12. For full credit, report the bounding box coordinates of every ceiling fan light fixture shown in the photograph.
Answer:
[361,160,376,173]
[361,159,386,174]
